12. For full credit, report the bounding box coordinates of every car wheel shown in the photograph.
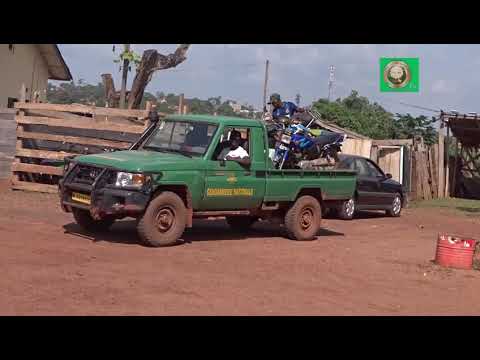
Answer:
[338,198,355,220]
[137,191,187,247]
[284,195,322,241]
[386,193,402,217]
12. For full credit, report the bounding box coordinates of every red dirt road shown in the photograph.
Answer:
[0,180,479,315]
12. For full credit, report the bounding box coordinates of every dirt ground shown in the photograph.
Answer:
[0,179,479,315]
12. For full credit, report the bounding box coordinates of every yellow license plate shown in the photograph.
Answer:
[71,192,91,205]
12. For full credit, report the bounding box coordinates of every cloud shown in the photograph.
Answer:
[431,79,454,94]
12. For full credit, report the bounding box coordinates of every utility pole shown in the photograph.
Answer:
[328,65,335,102]
[262,59,270,113]
[119,44,130,109]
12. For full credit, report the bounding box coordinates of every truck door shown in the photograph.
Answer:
[201,126,266,210]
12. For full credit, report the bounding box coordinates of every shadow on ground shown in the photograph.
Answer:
[63,219,344,247]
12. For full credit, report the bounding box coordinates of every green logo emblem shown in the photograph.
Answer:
[380,58,419,92]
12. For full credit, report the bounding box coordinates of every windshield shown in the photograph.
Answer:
[142,120,218,157]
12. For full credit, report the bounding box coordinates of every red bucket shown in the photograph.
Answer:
[435,234,477,270]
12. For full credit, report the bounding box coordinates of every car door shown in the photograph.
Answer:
[354,158,380,206]
[364,159,396,206]
[202,126,265,210]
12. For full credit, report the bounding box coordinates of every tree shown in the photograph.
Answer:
[392,113,438,145]
[311,90,438,142]
[312,90,396,139]
[103,45,191,109]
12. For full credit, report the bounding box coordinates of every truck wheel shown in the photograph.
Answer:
[284,195,321,241]
[72,208,114,233]
[338,198,355,220]
[386,193,402,217]
[226,216,257,232]
[137,191,186,247]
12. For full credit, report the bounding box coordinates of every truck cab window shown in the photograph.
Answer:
[213,127,250,161]
[143,120,217,157]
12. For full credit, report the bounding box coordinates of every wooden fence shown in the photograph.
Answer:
[0,108,16,179]
[410,135,446,201]
[11,102,160,193]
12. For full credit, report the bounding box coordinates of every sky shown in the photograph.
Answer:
[56,44,480,117]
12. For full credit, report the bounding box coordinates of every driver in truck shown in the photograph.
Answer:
[224,131,251,166]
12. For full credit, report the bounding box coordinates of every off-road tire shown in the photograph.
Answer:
[338,198,355,220]
[72,208,114,233]
[226,216,257,232]
[284,195,322,241]
[386,193,402,217]
[137,191,187,247]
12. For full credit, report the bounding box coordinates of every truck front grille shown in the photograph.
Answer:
[71,165,104,185]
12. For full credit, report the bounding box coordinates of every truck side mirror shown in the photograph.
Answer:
[386,173,392,179]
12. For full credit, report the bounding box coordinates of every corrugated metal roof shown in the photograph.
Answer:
[36,44,72,81]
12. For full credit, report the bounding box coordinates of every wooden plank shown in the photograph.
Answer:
[431,145,438,198]
[14,102,161,119]
[428,148,437,198]
[11,162,63,176]
[16,115,145,134]
[414,151,423,200]
[25,109,91,121]
[370,145,378,163]
[16,128,131,149]
[16,147,75,160]
[11,179,58,194]
[422,149,432,200]
[412,151,420,200]
[437,134,445,198]
[372,139,414,146]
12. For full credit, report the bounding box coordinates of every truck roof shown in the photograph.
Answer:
[165,114,264,127]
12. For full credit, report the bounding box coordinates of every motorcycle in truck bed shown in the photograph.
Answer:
[59,112,356,247]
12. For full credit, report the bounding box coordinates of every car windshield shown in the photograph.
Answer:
[142,120,218,157]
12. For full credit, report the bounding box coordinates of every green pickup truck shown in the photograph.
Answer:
[59,114,356,247]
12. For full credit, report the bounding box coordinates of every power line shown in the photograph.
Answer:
[373,97,442,114]
[397,102,441,113]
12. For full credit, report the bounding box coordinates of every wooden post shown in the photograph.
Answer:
[370,145,378,163]
[437,133,445,198]
[451,138,459,198]
[429,147,437,198]
[12,85,26,184]
[445,123,450,197]
[178,94,184,114]
[262,60,270,113]
[119,44,130,109]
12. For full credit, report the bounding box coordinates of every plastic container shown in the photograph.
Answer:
[435,234,477,270]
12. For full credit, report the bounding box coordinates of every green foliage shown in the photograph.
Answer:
[46,80,156,108]
[113,49,142,70]
[392,113,438,145]
[47,81,106,106]
[312,90,438,142]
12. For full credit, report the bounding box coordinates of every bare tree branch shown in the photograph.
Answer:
[127,44,191,109]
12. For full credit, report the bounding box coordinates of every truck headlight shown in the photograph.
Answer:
[63,161,75,174]
[115,172,147,188]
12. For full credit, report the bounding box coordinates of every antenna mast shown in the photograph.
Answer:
[328,65,335,101]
